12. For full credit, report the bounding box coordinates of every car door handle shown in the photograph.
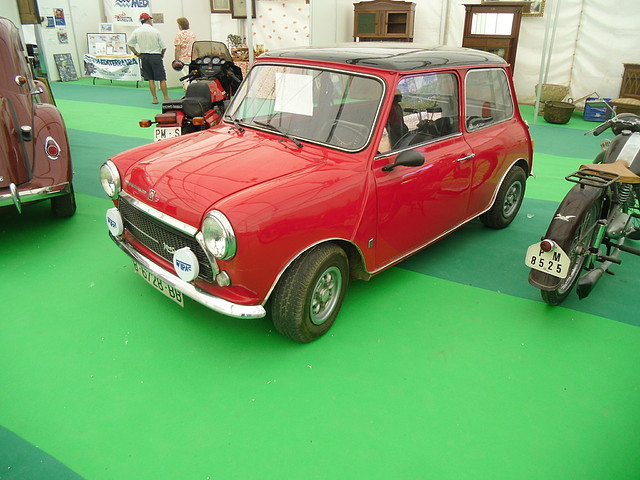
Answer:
[457,153,475,162]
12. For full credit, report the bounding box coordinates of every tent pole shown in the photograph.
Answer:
[533,0,557,124]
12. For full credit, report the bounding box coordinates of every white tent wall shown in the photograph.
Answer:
[3,0,638,99]
[307,0,640,105]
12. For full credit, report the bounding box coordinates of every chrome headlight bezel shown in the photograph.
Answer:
[100,160,121,199]
[202,210,236,260]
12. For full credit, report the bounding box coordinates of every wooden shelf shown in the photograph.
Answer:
[354,0,415,42]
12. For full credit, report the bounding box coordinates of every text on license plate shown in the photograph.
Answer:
[133,260,184,306]
[525,243,570,279]
[154,126,181,142]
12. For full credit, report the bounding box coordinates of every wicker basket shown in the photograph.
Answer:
[536,84,570,115]
[543,100,576,124]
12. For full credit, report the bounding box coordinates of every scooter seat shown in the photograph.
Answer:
[580,160,640,184]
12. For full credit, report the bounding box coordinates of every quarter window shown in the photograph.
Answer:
[464,68,514,131]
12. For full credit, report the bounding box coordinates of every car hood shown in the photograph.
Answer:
[120,128,319,228]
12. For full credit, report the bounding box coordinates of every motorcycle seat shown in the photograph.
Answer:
[183,82,213,117]
[580,160,640,184]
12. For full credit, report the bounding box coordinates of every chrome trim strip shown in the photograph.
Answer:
[111,233,266,319]
[375,132,463,159]
[0,182,70,208]
[120,191,199,236]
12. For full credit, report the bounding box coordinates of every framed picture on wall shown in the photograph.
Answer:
[231,0,257,19]
[211,0,231,14]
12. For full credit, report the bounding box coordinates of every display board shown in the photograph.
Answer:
[53,53,78,81]
[87,33,127,56]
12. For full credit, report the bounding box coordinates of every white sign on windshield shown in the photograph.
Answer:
[274,72,313,116]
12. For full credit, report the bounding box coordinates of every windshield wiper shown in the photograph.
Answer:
[226,116,245,133]
[253,120,303,148]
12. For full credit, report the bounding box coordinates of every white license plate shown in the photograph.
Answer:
[154,126,181,142]
[133,260,184,306]
[525,243,570,279]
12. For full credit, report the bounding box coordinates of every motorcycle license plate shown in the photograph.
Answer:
[525,243,570,279]
[154,126,181,142]
[133,260,184,306]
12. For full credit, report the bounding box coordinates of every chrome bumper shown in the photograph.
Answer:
[0,182,71,211]
[110,233,267,319]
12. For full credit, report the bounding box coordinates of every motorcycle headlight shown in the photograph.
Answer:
[202,210,236,260]
[100,161,121,199]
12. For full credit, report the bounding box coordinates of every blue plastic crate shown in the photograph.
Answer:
[584,97,613,122]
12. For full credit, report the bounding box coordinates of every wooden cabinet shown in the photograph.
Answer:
[354,0,415,42]
[619,64,640,100]
[461,3,524,71]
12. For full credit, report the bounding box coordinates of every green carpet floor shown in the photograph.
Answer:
[1,79,639,480]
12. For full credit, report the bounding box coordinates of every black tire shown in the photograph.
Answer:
[540,200,601,305]
[51,184,76,218]
[271,243,349,343]
[480,166,526,229]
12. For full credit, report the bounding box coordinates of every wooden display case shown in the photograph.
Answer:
[461,2,524,71]
[354,0,415,42]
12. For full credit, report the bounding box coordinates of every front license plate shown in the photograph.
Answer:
[154,126,181,142]
[525,243,570,279]
[133,260,184,306]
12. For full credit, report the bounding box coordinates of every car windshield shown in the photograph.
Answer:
[225,64,384,151]
[191,41,232,62]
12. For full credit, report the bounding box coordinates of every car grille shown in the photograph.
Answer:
[118,196,214,282]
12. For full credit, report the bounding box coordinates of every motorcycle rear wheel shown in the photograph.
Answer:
[540,201,601,305]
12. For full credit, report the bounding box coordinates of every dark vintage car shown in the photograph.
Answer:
[101,45,533,342]
[0,17,75,216]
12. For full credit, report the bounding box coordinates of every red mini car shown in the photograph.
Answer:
[101,45,533,342]
[0,17,75,216]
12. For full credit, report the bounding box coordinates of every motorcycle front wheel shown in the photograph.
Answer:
[540,200,601,305]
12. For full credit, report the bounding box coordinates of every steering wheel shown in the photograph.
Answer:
[328,119,368,149]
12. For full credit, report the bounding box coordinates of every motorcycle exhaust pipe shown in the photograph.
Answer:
[577,268,604,300]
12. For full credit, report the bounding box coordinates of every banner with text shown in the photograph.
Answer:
[83,54,142,81]
[105,0,151,25]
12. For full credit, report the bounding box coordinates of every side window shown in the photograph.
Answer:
[464,68,514,131]
[379,73,459,154]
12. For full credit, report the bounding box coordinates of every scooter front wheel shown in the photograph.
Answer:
[540,200,601,305]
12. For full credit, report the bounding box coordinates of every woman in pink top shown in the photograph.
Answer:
[174,17,196,90]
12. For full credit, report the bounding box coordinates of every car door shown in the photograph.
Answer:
[373,72,474,268]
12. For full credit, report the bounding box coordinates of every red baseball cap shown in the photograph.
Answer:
[140,13,152,22]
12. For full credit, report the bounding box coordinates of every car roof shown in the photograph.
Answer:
[258,44,507,72]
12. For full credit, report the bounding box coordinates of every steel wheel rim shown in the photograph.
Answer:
[310,266,342,326]
[503,181,523,218]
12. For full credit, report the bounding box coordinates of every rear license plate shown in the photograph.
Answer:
[154,126,181,142]
[525,243,570,279]
[133,260,184,306]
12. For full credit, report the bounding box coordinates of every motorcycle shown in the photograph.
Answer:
[140,40,243,141]
[526,113,640,304]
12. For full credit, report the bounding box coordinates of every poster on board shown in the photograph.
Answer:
[106,0,151,25]
[53,53,78,81]
[87,33,128,56]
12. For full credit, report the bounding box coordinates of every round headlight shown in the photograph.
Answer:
[100,161,121,199]
[202,211,236,260]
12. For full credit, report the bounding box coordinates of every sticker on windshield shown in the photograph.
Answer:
[275,72,313,116]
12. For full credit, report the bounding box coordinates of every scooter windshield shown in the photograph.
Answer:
[191,41,233,62]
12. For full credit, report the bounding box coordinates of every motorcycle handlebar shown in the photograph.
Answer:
[592,120,611,137]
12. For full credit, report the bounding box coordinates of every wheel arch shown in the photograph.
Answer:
[264,238,370,305]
